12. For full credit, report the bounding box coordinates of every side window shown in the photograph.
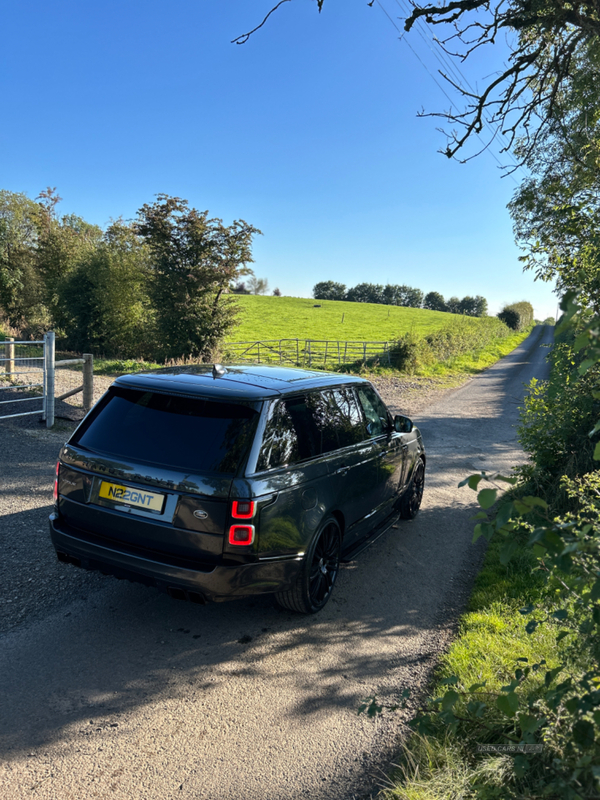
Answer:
[257,396,321,470]
[328,389,366,448]
[256,388,371,471]
[256,400,300,471]
[356,385,391,438]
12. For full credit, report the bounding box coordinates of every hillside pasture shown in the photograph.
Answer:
[227,295,462,342]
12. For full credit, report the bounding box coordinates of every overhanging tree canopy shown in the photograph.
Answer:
[234,0,600,163]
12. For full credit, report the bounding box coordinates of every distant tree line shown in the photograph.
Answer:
[0,189,261,361]
[313,281,488,317]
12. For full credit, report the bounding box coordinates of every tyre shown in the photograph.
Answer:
[399,458,425,520]
[275,517,341,614]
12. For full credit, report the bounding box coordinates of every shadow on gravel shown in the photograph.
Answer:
[0,499,484,761]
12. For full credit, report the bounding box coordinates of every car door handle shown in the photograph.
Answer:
[335,465,350,476]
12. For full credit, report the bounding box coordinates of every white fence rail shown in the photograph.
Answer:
[223,339,392,368]
[0,332,93,427]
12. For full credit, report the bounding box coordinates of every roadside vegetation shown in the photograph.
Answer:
[362,36,600,800]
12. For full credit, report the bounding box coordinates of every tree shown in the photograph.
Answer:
[0,190,46,332]
[234,1,600,163]
[60,221,153,357]
[446,296,462,314]
[36,188,103,334]
[272,287,282,296]
[247,275,269,295]
[473,295,488,317]
[135,195,261,361]
[345,282,385,304]
[423,291,447,312]
[382,284,404,306]
[497,301,534,330]
[313,280,346,300]
[399,285,423,308]
[509,42,600,312]
[231,280,251,294]
[459,295,488,317]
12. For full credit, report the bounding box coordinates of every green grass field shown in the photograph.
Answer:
[227,295,463,342]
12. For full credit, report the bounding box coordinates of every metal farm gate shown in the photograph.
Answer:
[223,338,392,369]
[0,332,93,428]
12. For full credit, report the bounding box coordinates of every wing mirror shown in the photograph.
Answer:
[394,414,413,433]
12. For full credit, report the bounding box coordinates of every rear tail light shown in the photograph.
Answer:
[228,524,255,546]
[231,500,255,519]
[53,461,60,503]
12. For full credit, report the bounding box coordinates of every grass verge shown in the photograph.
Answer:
[382,522,571,800]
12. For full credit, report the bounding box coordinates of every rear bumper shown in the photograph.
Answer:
[49,512,302,602]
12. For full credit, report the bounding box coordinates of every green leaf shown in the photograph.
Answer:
[496,692,520,717]
[495,502,514,529]
[473,522,495,543]
[441,690,460,712]
[518,713,539,734]
[358,696,383,717]
[573,719,595,748]
[526,620,539,634]
[513,754,530,778]
[589,421,600,437]
[556,630,571,643]
[500,539,519,565]
[574,331,589,352]
[471,511,488,520]
[458,474,483,489]
[533,543,546,558]
[545,666,562,687]
[522,495,548,510]
[439,676,459,685]
[578,358,596,375]
[468,682,487,692]
[514,499,531,515]
[478,488,498,509]
[594,441,600,461]
[565,697,581,714]
[589,580,600,602]
[552,609,569,621]
[466,700,487,717]
[495,474,518,485]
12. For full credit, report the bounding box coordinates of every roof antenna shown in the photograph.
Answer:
[212,364,227,379]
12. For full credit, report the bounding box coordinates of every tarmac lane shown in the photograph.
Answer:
[0,326,553,800]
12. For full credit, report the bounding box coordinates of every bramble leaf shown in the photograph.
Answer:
[500,539,519,565]
[478,488,497,509]
[441,690,460,712]
[496,692,519,717]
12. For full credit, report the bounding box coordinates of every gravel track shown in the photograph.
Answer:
[0,327,552,800]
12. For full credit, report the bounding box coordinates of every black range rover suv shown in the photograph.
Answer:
[49,364,426,614]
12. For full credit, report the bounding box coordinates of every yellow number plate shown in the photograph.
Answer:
[99,481,164,512]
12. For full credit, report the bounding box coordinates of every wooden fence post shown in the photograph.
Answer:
[82,354,94,413]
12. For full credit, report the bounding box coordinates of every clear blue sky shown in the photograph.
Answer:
[0,0,558,319]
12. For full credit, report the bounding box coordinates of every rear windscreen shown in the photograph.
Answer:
[74,387,259,474]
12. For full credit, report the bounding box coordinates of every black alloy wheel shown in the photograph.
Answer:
[399,459,425,520]
[275,518,341,614]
